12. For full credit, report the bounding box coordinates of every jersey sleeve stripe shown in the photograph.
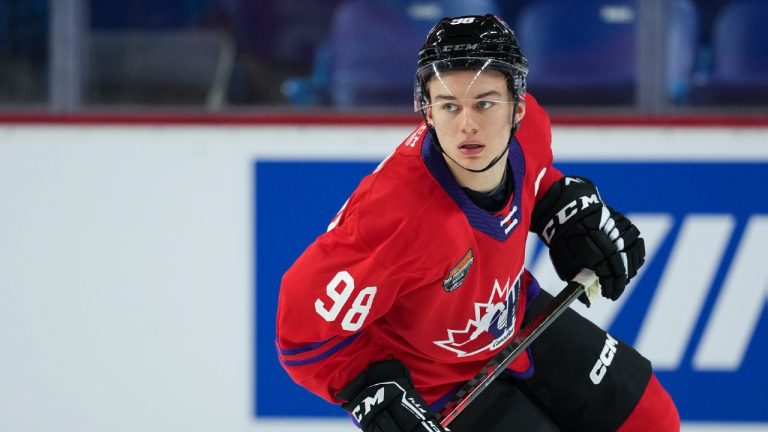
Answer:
[277,335,336,356]
[278,332,362,367]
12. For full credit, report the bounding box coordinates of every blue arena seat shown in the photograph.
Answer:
[326,0,425,108]
[514,0,638,105]
[284,0,500,108]
[691,0,768,105]
[90,0,212,29]
[386,0,501,30]
[514,0,702,106]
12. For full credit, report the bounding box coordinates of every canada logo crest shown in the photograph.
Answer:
[434,270,523,357]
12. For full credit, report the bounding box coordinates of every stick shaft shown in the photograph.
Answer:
[438,270,599,427]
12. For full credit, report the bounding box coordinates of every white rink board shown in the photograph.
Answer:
[0,123,766,432]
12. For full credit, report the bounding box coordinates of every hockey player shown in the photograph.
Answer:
[277,14,680,431]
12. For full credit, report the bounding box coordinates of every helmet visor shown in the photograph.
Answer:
[414,57,525,112]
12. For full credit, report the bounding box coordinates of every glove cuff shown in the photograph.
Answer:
[337,359,414,403]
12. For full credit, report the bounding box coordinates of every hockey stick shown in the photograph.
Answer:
[437,269,600,427]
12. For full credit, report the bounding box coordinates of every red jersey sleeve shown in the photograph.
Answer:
[276,135,436,404]
[516,93,563,204]
[277,186,391,403]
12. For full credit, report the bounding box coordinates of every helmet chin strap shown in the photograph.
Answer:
[421,100,521,174]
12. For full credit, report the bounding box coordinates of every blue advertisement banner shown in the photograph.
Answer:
[255,160,768,422]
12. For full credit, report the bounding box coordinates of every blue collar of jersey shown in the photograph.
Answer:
[421,133,527,241]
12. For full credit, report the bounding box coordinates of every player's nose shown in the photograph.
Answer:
[460,108,479,134]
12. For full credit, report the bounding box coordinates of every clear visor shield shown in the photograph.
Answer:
[413,57,523,112]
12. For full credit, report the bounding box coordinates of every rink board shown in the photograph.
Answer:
[255,159,768,423]
[2,123,764,431]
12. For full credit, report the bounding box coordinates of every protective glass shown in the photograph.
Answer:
[413,57,523,113]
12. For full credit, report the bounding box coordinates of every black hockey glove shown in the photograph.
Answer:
[530,176,645,304]
[338,360,446,432]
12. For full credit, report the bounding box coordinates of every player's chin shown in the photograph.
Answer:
[445,149,487,170]
[457,156,488,170]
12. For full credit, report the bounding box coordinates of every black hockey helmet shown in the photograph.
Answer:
[414,14,528,112]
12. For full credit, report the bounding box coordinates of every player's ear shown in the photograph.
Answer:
[514,96,526,125]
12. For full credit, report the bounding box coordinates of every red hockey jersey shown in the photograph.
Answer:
[276,95,563,406]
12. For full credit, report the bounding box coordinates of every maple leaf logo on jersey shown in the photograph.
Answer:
[434,269,523,357]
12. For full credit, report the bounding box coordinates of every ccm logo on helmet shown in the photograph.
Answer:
[441,43,479,52]
[590,333,619,384]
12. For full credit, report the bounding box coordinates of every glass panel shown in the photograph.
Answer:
[86,0,230,108]
[0,0,48,107]
[1,0,765,112]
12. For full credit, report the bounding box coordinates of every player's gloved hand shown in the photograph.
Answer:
[530,176,645,304]
[337,359,446,432]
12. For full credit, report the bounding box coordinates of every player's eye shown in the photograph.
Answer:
[442,102,459,112]
[477,100,495,109]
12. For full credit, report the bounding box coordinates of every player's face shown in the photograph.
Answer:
[426,69,525,176]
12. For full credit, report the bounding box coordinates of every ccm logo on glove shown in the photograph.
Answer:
[540,178,601,244]
[352,387,386,421]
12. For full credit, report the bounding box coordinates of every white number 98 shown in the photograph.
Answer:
[314,271,377,332]
[450,17,475,25]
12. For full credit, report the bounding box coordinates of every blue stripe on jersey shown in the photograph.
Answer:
[278,335,336,356]
[279,332,362,366]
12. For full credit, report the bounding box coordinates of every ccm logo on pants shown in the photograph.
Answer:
[590,334,619,384]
